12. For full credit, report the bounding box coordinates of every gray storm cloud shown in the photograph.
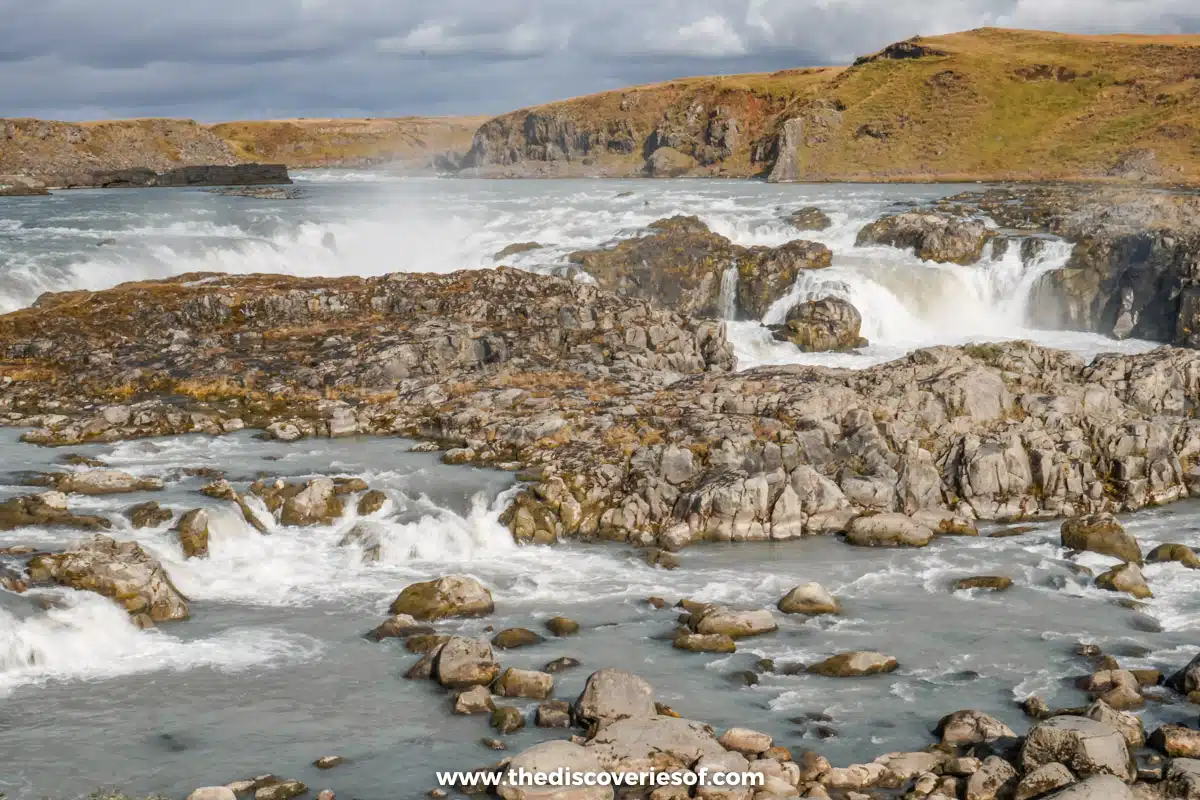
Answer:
[1,0,1198,119]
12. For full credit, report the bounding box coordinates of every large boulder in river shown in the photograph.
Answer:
[499,740,613,800]
[845,514,934,547]
[27,534,189,624]
[1095,563,1152,599]
[691,607,777,638]
[389,575,494,621]
[573,668,656,725]
[1147,543,1200,568]
[771,297,865,352]
[643,146,696,177]
[0,491,109,531]
[176,509,210,559]
[1020,716,1135,781]
[280,478,343,526]
[433,636,501,689]
[778,582,841,615]
[855,211,995,265]
[1061,515,1142,564]
[737,240,832,319]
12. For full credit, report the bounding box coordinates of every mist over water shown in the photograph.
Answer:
[0,176,1187,800]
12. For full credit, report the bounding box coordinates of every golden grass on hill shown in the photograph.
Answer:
[471,27,1200,184]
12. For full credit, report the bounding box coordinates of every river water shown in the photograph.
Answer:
[0,176,1194,800]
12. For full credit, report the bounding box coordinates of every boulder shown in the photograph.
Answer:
[787,207,832,232]
[936,710,1018,746]
[1081,671,1144,711]
[279,478,343,526]
[1147,543,1200,569]
[856,212,995,265]
[389,576,494,621]
[845,514,934,547]
[1168,653,1200,695]
[1061,515,1142,564]
[778,583,841,615]
[771,298,866,352]
[737,240,833,319]
[0,491,109,532]
[1095,563,1152,599]
[1038,775,1131,800]
[586,715,725,772]
[338,523,383,563]
[573,668,656,725]
[127,501,172,529]
[494,242,544,261]
[1164,759,1200,800]
[454,685,495,715]
[808,652,898,677]
[674,631,737,653]
[491,705,526,734]
[1021,717,1135,781]
[1149,726,1200,758]
[1086,700,1145,748]
[965,755,1019,800]
[433,637,501,689]
[494,667,554,700]
[1014,764,1075,800]
[47,469,163,495]
[546,616,579,636]
[176,508,210,559]
[27,534,189,624]
[644,147,697,178]
[356,490,388,515]
[692,608,778,638]
[499,740,613,800]
[719,728,773,756]
[536,700,572,729]
[492,628,544,649]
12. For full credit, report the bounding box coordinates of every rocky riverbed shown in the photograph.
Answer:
[2,177,1200,800]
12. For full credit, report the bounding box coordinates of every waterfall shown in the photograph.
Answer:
[719,262,739,320]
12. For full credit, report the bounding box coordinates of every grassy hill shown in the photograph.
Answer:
[0,116,484,185]
[461,28,1200,183]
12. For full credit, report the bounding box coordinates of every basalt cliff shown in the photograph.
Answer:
[453,28,1200,184]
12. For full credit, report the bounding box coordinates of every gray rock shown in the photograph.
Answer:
[1039,775,1131,800]
[499,740,613,800]
[845,514,934,547]
[573,668,656,724]
[1022,717,1135,782]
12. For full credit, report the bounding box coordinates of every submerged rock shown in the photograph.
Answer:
[42,469,163,495]
[808,652,898,677]
[493,242,543,261]
[127,500,173,529]
[1146,543,1200,568]
[771,297,866,352]
[952,576,1014,592]
[28,534,189,624]
[491,627,544,649]
[787,206,832,231]
[389,576,495,621]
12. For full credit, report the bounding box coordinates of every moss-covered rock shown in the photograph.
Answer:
[389,575,495,621]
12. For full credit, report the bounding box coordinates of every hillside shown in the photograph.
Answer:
[0,116,484,186]
[459,28,1200,184]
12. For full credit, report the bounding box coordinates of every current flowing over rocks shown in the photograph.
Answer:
[6,177,1200,800]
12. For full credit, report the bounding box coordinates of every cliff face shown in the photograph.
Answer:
[0,116,485,186]
[458,28,1200,184]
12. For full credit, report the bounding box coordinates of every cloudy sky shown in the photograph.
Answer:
[2,0,1199,121]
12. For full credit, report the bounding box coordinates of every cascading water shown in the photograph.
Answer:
[718,261,739,319]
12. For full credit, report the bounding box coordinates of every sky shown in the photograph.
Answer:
[2,0,1199,121]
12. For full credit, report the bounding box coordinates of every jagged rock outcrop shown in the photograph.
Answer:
[771,297,866,352]
[58,163,291,189]
[856,211,995,264]
[569,216,829,319]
